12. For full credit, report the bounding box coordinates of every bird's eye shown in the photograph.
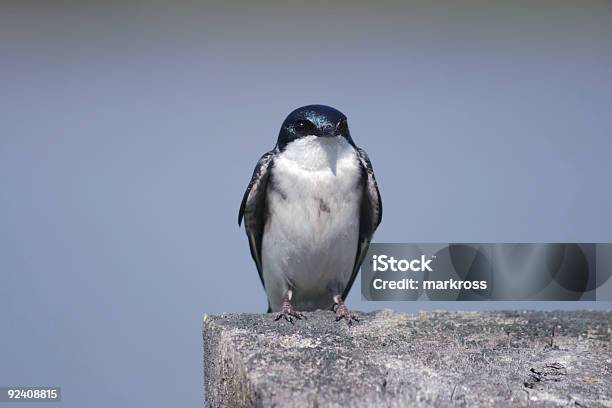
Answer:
[294,120,315,133]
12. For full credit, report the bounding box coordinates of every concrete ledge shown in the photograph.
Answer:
[203,310,611,407]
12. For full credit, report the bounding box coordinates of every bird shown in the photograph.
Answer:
[239,105,382,324]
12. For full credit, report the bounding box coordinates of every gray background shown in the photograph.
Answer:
[1,1,611,407]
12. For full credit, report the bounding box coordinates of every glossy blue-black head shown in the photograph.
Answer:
[277,104,355,149]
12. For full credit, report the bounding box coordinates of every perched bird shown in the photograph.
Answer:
[239,105,382,324]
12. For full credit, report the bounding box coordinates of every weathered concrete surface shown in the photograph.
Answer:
[203,310,611,407]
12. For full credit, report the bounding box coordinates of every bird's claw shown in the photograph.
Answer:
[274,305,305,324]
[335,303,358,326]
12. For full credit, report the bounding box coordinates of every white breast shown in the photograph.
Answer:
[262,136,362,312]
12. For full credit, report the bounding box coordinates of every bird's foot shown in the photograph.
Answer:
[333,299,358,326]
[274,299,305,324]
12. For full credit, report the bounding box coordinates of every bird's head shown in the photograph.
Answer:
[277,105,355,150]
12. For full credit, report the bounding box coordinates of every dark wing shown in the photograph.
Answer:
[238,150,275,293]
[342,147,383,300]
